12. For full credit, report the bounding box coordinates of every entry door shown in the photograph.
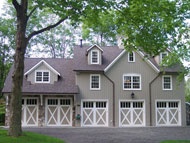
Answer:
[82,101,108,127]
[156,101,181,126]
[46,98,72,126]
[119,101,145,127]
[22,98,38,126]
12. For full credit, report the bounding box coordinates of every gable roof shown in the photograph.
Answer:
[3,58,78,94]
[86,44,103,53]
[24,60,60,76]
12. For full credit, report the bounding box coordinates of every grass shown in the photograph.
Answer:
[0,128,64,143]
[161,141,190,143]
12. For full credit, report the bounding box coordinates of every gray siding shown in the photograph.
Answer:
[75,72,113,126]
[106,51,158,126]
[27,64,58,84]
[151,74,186,126]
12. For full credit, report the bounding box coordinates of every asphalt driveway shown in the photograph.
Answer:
[24,127,190,143]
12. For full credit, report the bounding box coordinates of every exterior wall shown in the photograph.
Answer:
[27,64,58,84]
[151,74,186,126]
[105,51,158,126]
[75,72,113,126]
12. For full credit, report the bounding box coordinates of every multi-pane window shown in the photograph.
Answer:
[128,52,135,62]
[160,52,168,64]
[91,50,99,64]
[123,74,141,90]
[90,74,100,90]
[162,75,172,90]
[35,70,50,83]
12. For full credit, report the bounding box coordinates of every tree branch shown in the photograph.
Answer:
[27,17,68,41]
[12,0,21,12]
[27,6,37,20]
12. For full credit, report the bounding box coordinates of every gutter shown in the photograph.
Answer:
[103,73,115,127]
[149,73,160,126]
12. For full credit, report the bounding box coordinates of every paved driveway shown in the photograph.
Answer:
[24,127,190,143]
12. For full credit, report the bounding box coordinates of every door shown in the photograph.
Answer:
[82,101,108,127]
[46,98,72,126]
[119,101,145,127]
[22,98,38,126]
[156,101,181,126]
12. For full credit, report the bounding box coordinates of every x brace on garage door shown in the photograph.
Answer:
[46,98,72,126]
[82,101,108,127]
[22,98,38,126]
[156,100,181,126]
[119,100,145,127]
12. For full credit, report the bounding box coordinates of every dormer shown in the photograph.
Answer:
[86,44,103,65]
[154,51,169,66]
[24,60,60,84]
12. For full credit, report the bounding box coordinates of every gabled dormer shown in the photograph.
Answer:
[86,44,103,65]
[24,60,60,84]
[154,51,169,66]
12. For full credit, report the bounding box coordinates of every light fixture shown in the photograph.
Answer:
[131,92,135,99]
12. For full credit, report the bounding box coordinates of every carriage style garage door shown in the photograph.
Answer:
[119,100,145,127]
[46,98,72,126]
[22,98,38,126]
[82,101,108,127]
[156,100,181,126]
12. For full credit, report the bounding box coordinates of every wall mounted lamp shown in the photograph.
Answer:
[131,92,135,99]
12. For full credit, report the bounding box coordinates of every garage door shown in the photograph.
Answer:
[156,101,181,126]
[82,101,108,127]
[46,98,72,126]
[119,101,145,127]
[22,98,38,126]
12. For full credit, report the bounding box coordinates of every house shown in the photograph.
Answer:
[2,44,186,127]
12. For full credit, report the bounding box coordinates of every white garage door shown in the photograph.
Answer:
[156,101,181,126]
[82,101,108,127]
[46,98,72,126]
[22,98,38,126]
[119,101,145,127]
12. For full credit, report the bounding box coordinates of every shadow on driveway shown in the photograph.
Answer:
[24,127,190,143]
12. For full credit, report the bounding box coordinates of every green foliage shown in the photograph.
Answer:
[0,129,64,143]
[185,79,190,102]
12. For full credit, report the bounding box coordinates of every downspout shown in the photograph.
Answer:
[103,73,115,127]
[149,73,160,126]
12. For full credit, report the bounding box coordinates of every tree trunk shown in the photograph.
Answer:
[8,0,28,137]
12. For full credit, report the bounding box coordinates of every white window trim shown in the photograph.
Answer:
[160,52,168,64]
[162,75,172,90]
[35,70,50,83]
[91,50,99,64]
[123,74,141,90]
[90,74,101,90]
[128,51,135,62]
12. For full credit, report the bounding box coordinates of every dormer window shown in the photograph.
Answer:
[128,52,135,62]
[35,70,50,83]
[160,52,168,63]
[91,50,99,64]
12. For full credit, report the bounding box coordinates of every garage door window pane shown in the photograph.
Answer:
[48,99,58,105]
[83,102,93,108]
[120,102,130,108]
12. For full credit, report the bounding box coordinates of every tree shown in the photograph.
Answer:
[185,78,190,102]
[116,0,190,75]
[82,11,117,46]
[8,0,114,137]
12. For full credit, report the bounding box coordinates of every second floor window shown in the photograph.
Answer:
[162,75,172,90]
[91,50,99,64]
[123,74,141,90]
[90,74,100,90]
[35,70,50,83]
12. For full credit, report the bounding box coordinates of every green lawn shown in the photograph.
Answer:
[161,141,190,143]
[0,128,64,143]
